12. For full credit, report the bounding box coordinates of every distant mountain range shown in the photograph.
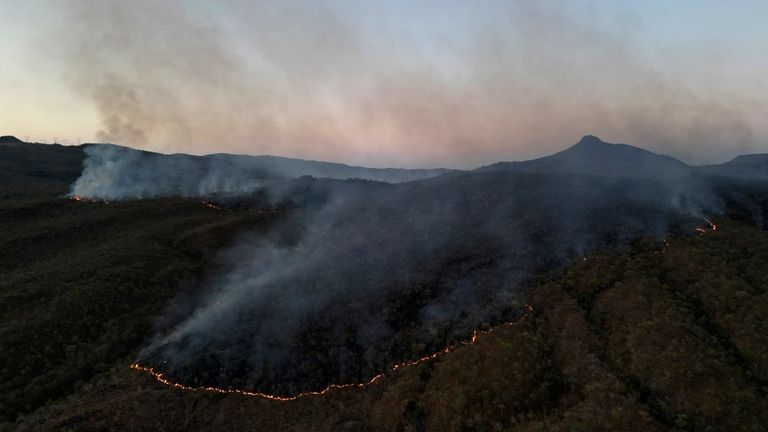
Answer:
[2,134,767,201]
[3,133,768,182]
[85,141,456,183]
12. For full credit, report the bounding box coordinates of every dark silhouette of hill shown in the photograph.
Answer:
[0,139,85,197]
[477,135,689,179]
[697,153,768,181]
[478,135,768,187]
[0,135,24,144]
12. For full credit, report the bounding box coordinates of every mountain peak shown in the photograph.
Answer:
[567,135,618,154]
[575,135,606,147]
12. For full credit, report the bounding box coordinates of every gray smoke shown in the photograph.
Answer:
[45,1,764,167]
[68,144,453,200]
[125,139,732,394]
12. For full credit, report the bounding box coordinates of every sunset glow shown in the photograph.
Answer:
[1,1,767,167]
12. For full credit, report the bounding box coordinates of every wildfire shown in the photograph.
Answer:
[695,218,717,235]
[131,304,534,401]
[200,201,283,215]
[201,201,228,211]
[69,195,109,205]
[655,238,670,254]
[126,218,720,401]
[656,218,716,253]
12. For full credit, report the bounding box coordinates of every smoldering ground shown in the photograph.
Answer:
[128,166,724,395]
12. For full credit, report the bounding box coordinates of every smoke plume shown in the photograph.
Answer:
[47,0,763,167]
[68,144,452,200]
[114,138,733,395]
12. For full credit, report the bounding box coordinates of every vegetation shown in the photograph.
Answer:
[0,142,287,423]
[2,140,767,431]
[3,217,765,431]
[0,196,284,422]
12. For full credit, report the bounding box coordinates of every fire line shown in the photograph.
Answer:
[130,304,534,401]
[696,218,717,235]
[129,219,717,400]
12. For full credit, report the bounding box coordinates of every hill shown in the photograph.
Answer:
[69,144,455,200]
[0,136,24,144]
[1,136,768,431]
[697,153,768,181]
[0,138,84,197]
[477,135,689,179]
[0,136,453,201]
[10,218,768,432]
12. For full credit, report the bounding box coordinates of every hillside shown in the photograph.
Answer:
[697,154,768,181]
[0,195,290,424]
[68,143,454,200]
[0,135,452,202]
[9,218,768,432]
[0,140,84,197]
[1,137,768,431]
[477,136,689,179]
[478,136,768,188]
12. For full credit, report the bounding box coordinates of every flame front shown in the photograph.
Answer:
[129,218,719,400]
[70,195,109,205]
[696,218,717,235]
[201,201,227,211]
[131,304,534,401]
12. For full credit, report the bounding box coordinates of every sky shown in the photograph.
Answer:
[0,0,766,168]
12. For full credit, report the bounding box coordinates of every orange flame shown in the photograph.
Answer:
[131,304,534,401]
[70,195,109,205]
[695,218,717,235]
[201,201,228,211]
[113,212,724,401]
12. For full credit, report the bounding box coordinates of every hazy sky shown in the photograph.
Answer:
[1,0,766,167]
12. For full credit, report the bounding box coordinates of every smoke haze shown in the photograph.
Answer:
[117,135,748,394]
[68,144,453,200]
[139,170,725,394]
[39,0,766,167]
[63,131,768,394]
